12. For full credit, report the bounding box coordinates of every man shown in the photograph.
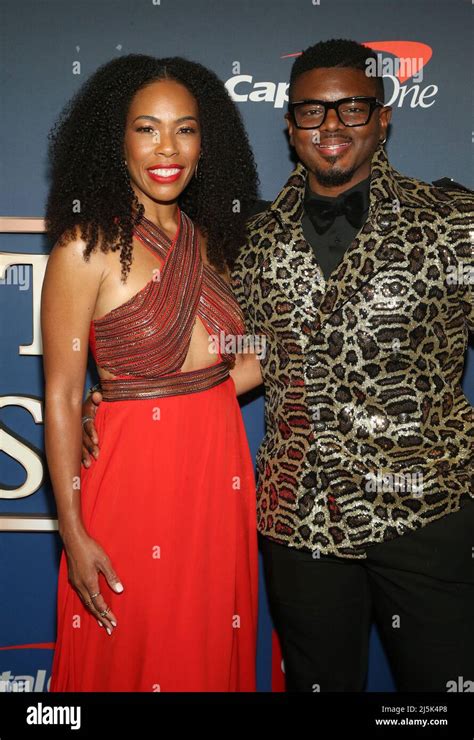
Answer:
[232,38,473,692]
[82,40,473,692]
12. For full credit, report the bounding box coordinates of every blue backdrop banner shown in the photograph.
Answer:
[0,0,472,695]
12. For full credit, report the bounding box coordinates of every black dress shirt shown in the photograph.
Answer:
[301,175,371,280]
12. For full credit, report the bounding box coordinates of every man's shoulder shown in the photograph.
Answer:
[429,179,474,214]
[391,171,473,265]
[245,198,278,234]
[231,201,274,275]
[248,198,272,217]
[394,170,474,213]
[246,199,273,228]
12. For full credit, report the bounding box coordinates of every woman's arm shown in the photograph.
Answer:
[229,351,263,396]
[218,261,264,396]
[41,234,103,542]
[41,235,122,634]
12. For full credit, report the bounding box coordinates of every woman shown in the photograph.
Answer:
[42,54,263,692]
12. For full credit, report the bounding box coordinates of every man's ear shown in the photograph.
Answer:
[379,105,392,140]
[285,112,295,147]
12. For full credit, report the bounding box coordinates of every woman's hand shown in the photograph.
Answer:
[62,528,123,635]
[82,390,103,467]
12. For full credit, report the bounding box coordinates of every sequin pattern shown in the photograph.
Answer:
[231,146,474,558]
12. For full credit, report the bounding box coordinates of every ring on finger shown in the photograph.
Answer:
[99,607,111,618]
[90,591,100,599]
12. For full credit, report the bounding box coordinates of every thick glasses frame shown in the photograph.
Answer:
[288,96,384,129]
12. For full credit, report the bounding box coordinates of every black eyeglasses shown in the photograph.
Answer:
[288,96,384,129]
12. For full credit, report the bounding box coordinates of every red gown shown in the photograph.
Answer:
[49,209,258,692]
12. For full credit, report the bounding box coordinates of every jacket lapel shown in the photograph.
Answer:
[270,146,416,329]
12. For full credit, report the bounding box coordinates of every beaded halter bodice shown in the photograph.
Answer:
[89,209,245,400]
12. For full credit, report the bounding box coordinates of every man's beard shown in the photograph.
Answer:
[313,158,356,188]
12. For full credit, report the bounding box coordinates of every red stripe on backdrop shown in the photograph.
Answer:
[0,642,55,650]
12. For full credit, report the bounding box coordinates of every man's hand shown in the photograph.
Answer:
[82,390,103,467]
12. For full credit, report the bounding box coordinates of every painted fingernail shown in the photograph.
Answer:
[111,620,117,627]
[97,620,103,627]
[106,627,111,635]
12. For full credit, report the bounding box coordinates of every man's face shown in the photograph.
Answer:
[286,67,392,195]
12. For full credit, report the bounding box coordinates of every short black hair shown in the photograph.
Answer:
[289,39,385,102]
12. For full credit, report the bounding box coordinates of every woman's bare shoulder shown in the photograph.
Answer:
[48,226,110,273]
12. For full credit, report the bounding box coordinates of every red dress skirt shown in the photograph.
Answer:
[49,376,258,691]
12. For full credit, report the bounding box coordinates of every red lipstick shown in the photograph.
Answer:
[146,164,184,184]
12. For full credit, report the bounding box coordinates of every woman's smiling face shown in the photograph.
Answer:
[123,79,201,206]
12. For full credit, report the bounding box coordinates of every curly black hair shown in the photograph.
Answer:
[289,39,385,102]
[45,54,259,278]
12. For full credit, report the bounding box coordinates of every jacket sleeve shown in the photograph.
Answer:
[230,248,255,336]
[451,194,474,333]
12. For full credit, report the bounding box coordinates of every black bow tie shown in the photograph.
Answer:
[305,189,367,234]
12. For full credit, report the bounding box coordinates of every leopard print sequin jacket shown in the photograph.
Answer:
[231,146,473,559]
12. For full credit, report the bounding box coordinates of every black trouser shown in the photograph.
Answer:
[259,498,474,692]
